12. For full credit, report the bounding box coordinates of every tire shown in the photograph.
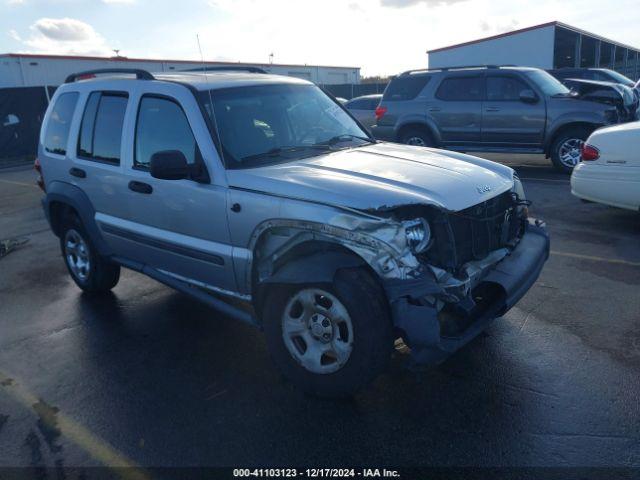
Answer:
[550,127,590,173]
[400,128,434,147]
[59,213,120,293]
[263,268,394,398]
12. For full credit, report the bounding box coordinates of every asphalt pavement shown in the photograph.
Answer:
[0,154,638,475]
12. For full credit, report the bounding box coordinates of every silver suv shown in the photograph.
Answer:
[37,68,549,397]
[371,66,620,172]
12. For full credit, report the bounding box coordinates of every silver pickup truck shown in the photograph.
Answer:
[36,68,549,397]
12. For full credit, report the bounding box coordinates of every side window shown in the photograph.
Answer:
[486,76,530,101]
[593,71,611,82]
[135,96,201,169]
[435,77,484,101]
[383,75,431,101]
[44,92,79,155]
[367,98,380,110]
[78,92,128,164]
[346,98,367,109]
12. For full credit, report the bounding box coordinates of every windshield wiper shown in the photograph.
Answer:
[319,134,376,146]
[242,145,331,161]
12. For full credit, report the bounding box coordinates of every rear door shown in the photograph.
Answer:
[428,74,484,145]
[346,98,376,128]
[482,74,546,146]
[70,90,132,224]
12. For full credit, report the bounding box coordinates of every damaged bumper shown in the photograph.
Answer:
[385,220,549,364]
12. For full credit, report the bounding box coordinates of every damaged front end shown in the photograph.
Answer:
[375,185,549,364]
[252,179,549,365]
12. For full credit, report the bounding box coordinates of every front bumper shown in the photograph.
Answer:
[384,220,550,364]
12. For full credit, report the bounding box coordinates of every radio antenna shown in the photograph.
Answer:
[196,33,227,167]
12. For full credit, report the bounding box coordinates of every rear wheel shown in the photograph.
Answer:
[400,128,434,147]
[550,127,590,173]
[263,268,393,397]
[60,214,120,292]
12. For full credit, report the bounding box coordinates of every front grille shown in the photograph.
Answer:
[425,191,523,272]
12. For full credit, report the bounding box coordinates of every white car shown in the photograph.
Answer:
[571,122,640,211]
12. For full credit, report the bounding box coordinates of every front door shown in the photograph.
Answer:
[97,85,237,292]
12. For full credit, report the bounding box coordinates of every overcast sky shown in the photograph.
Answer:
[1,0,639,77]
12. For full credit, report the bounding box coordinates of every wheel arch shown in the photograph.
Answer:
[544,122,599,156]
[44,181,111,256]
[396,119,441,146]
[252,238,386,324]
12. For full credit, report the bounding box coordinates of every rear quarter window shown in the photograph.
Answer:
[43,92,79,155]
[382,75,431,101]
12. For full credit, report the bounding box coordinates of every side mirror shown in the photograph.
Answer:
[519,89,538,104]
[150,150,190,180]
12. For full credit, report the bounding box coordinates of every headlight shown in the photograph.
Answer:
[512,175,526,201]
[403,218,431,254]
[512,176,528,217]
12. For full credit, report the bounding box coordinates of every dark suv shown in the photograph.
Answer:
[371,66,621,172]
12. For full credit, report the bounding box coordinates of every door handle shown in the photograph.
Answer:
[69,167,86,178]
[485,107,500,112]
[428,107,441,112]
[128,180,153,194]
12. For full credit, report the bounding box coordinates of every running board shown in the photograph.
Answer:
[112,256,259,328]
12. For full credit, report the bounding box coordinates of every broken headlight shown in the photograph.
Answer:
[512,175,529,218]
[403,218,431,253]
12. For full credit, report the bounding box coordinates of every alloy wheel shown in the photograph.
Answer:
[558,138,584,168]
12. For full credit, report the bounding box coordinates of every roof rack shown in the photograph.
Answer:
[401,65,511,75]
[65,68,155,83]
[184,66,267,74]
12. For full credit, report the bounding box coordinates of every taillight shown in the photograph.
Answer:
[375,105,387,121]
[581,143,600,161]
[34,158,45,191]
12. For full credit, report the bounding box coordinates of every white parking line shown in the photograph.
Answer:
[551,250,640,267]
[0,178,39,189]
[0,371,150,480]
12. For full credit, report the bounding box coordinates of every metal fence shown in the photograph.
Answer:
[320,83,388,100]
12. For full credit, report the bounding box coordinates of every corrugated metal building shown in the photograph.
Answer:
[0,53,361,88]
[427,21,640,80]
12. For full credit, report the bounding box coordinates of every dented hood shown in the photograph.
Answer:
[226,142,515,212]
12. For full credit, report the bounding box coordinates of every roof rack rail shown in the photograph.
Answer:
[401,64,509,75]
[184,66,267,74]
[65,68,154,83]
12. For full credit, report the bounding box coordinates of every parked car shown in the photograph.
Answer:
[571,121,640,211]
[561,78,638,122]
[548,67,636,88]
[335,97,348,104]
[36,68,549,397]
[371,66,621,172]
[344,94,382,127]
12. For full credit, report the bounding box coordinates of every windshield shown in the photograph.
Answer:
[199,84,372,169]
[525,70,571,96]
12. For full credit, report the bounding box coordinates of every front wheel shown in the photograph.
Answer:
[550,128,590,173]
[263,268,393,397]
